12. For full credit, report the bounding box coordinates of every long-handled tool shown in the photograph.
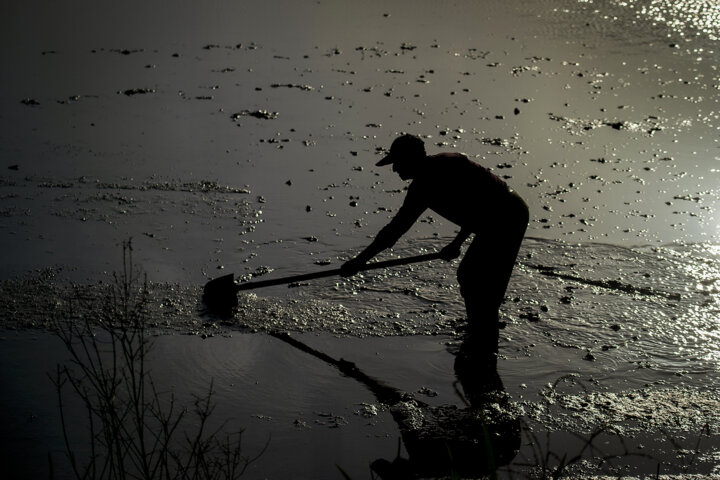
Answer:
[203,251,442,312]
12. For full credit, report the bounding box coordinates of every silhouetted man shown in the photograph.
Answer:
[341,134,529,355]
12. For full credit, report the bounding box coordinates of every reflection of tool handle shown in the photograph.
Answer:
[269,331,407,406]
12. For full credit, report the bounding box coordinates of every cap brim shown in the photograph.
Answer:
[375,154,394,166]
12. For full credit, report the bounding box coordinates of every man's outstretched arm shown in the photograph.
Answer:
[439,227,472,260]
[341,202,424,276]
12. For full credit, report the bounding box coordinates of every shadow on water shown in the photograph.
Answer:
[269,330,521,479]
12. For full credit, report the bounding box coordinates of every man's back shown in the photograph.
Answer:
[406,153,512,232]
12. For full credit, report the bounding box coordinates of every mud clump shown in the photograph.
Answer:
[0,273,219,337]
[525,383,720,436]
[122,88,155,96]
[270,83,315,91]
[231,109,279,120]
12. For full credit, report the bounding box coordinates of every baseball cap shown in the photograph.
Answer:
[376,134,425,166]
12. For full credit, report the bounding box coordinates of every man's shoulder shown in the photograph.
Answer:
[426,152,487,173]
[428,152,469,161]
[423,152,506,186]
[428,152,484,169]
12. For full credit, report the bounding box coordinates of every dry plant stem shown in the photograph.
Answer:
[660,422,711,473]
[51,239,262,479]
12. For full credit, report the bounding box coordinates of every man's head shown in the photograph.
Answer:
[376,134,426,180]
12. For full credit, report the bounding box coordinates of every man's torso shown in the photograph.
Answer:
[406,153,515,231]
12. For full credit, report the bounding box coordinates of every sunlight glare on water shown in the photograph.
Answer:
[683,243,720,363]
[578,0,720,41]
[637,0,720,40]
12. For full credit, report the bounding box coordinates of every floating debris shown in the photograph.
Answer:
[230,109,279,120]
[92,179,251,194]
[481,137,510,147]
[270,83,314,91]
[417,386,438,397]
[356,402,380,418]
[548,113,663,135]
[112,48,144,55]
[122,88,155,96]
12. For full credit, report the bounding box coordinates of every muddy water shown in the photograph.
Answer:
[1,332,455,480]
[1,0,720,478]
[2,237,718,477]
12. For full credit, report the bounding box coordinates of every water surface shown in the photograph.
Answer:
[1,0,719,477]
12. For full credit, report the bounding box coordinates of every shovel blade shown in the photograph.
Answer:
[203,273,238,313]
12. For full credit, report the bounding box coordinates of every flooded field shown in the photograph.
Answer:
[1,0,719,478]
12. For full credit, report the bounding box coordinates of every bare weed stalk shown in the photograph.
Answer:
[51,240,263,479]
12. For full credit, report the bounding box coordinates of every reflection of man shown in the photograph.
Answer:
[372,331,521,479]
[342,134,529,355]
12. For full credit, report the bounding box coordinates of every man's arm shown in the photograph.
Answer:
[439,227,472,261]
[341,200,425,277]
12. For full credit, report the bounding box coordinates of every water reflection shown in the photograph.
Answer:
[371,331,521,479]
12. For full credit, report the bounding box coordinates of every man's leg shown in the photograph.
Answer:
[457,195,528,353]
[457,238,504,355]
